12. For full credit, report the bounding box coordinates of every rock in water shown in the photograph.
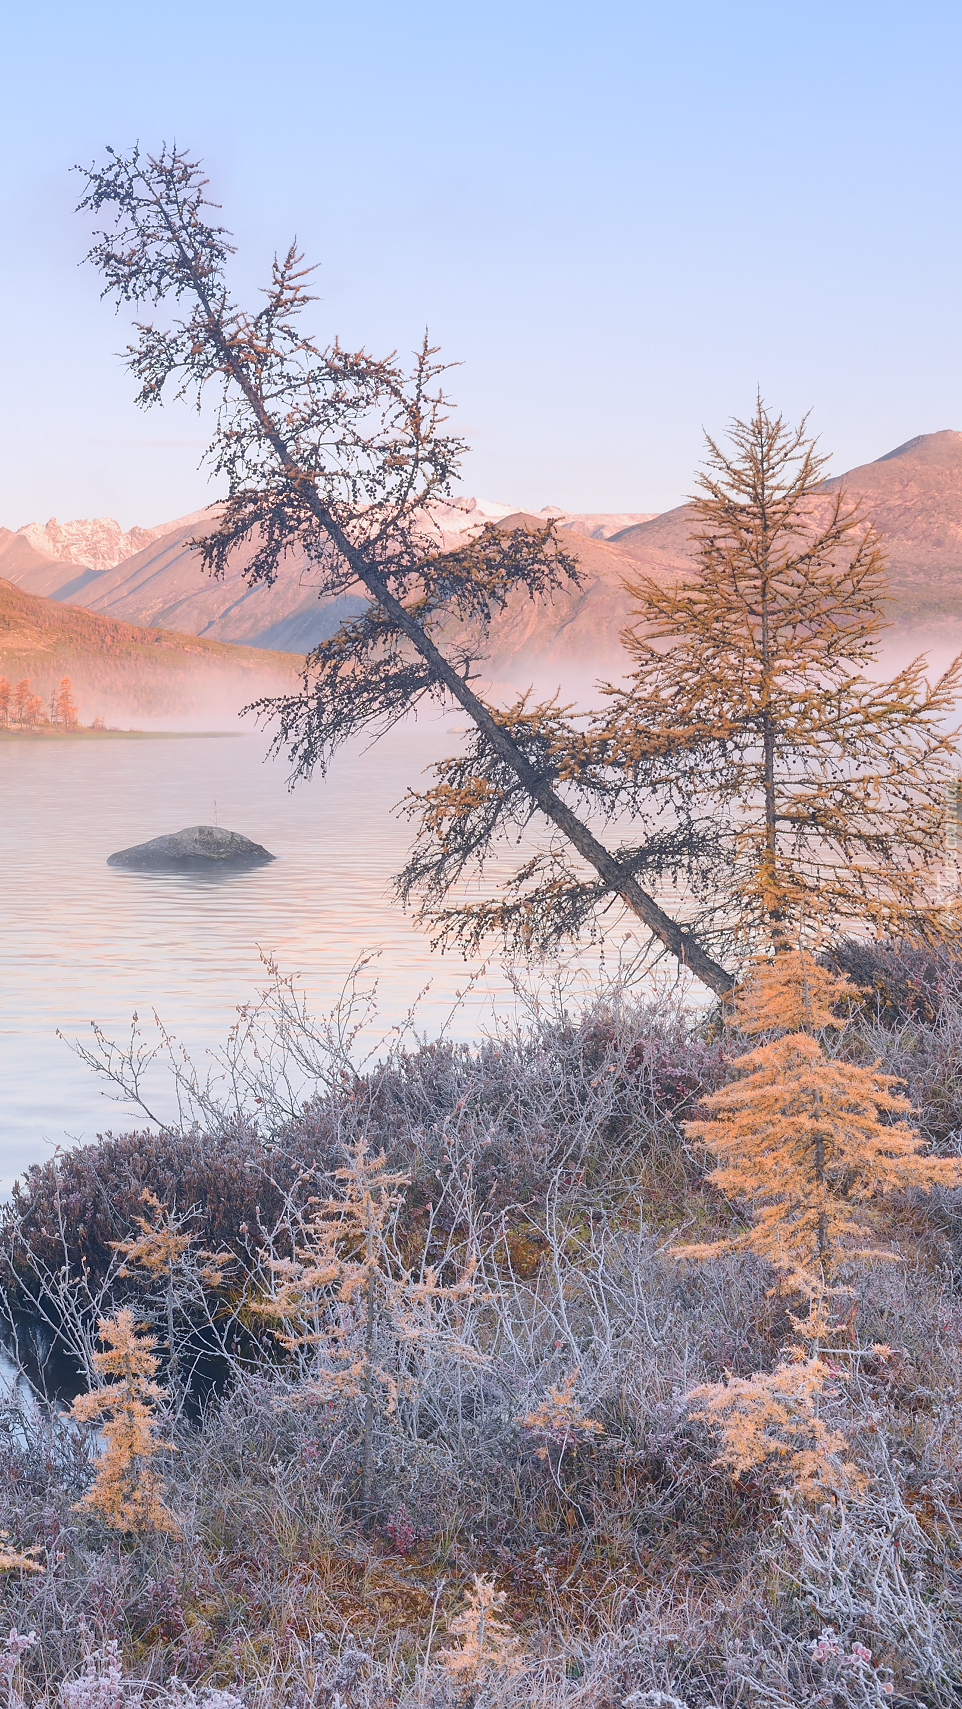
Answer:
[107,825,275,868]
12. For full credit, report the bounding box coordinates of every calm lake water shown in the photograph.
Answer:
[1,719,649,1192]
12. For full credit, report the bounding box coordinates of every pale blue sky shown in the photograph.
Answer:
[2,0,960,529]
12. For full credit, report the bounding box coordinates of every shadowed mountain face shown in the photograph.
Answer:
[4,433,962,670]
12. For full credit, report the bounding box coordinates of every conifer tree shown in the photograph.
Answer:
[677,950,962,1291]
[439,1575,522,1684]
[687,1297,867,1502]
[516,1369,605,1461]
[590,402,962,954]
[12,679,31,727]
[398,403,962,968]
[55,677,79,728]
[110,1189,232,1413]
[0,677,9,727]
[69,1308,179,1535]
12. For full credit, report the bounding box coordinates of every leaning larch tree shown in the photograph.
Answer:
[77,143,732,994]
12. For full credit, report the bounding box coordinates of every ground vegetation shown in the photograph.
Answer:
[2,953,962,1705]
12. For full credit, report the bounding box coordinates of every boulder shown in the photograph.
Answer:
[107,824,275,868]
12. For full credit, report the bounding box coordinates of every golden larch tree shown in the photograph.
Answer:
[13,679,32,727]
[110,1189,232,1412]
[69,1308,180,1535]
[439,1575,522,1684]
[591,400,962,955]
[516,1369,604,1461]
[54,676,79,728]
[687,1297,868,1502]
[677,951,962,1292]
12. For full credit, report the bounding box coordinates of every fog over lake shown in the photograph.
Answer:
[1,718,647,1192]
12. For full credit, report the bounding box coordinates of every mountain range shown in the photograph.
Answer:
[0,499,657,656]
[3,431,962,672]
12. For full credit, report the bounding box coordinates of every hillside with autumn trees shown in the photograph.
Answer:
[0,576,301,725]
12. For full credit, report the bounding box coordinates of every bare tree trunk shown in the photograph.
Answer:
[95,180,734,996]
[244,392,733,994]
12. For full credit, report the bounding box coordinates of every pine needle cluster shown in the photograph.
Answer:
[688,1296,868,1501]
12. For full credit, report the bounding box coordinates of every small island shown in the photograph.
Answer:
[107,825,276,868]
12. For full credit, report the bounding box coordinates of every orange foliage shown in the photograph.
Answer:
[110,1190,232,1405]
[678,952,962,1290]
[111,1190,193,1277]
[54,675,79,728]
[517,1370,605,1459]
[257,1139,477,1409]
[70,1308,180,1535]
[0,1531,43,1573]
[595,400,962,951]
[439,1574,522,1683]
[688,1349,864,1502]
[689,1295,873,1502]
[256,1138,479,1512]
[12,677,45,727]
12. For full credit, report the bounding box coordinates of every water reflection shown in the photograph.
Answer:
[111,863,277,887]
[2,719,655,1189]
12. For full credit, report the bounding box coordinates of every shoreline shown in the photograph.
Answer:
[0,727,245,741]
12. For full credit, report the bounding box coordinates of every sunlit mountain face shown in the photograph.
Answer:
[5,431,962,670]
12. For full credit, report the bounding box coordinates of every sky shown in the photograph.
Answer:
[1,0,961,530]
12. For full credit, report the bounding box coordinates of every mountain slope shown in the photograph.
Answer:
[1,501,659,656]
[6,433,962,668]
[0,579,302,725]
[611,430,962,635]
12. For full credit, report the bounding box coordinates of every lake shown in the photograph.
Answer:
[1,719,650,1192]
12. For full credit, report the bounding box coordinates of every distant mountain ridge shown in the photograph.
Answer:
[19,516,166,570]
[0,499,657,656]
[5,433,962,663]
[606,430,962,639]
